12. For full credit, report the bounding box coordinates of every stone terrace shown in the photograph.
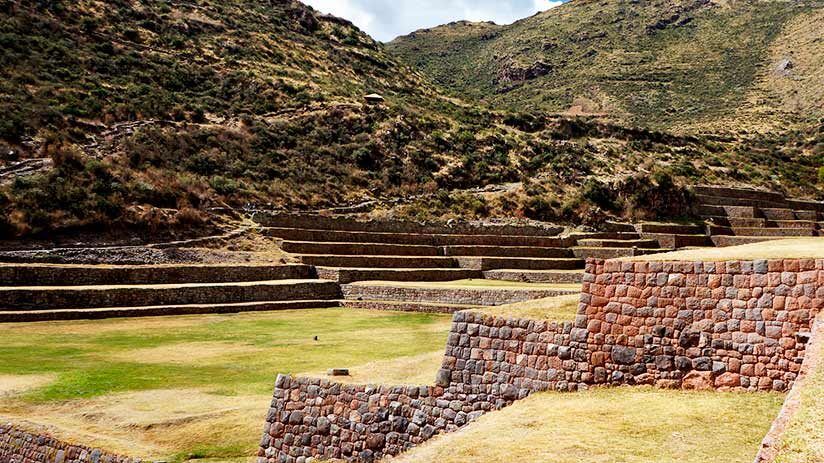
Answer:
[257,256,824,462]
[695,185,824,247]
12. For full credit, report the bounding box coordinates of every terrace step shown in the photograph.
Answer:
[787,199,824,213]
[792,210,820,221]
[760,208,798,221]
[0,300,337,323]
[453,257,584,271]
[255,213,565,236]
[730,228,816,237]
[316,267,482,284]
[0,263,314,286]
[340,299,479,314]
[692,186,787,203]
[575,239,659,249]
[770,220,819,229]
[636,223,705,235]
[695,194,788,209]
[710,236,796,247]
[707,217,766,228]
[440,246,573,258]
[0,279,341,310]
[603,221,637,233]
[571,247,672,260]
[697,205,759,218]
[341,283,579,306]
[482,269,584,284]
[264,227,568,247]
[280,241,440,256]
[297,255,458,269]
[639,233,714,248]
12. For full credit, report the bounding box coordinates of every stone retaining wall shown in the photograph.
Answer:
[0,264,314,286]
[259,258,824,462]
[2,280,342,310]
[316,268,482,284]
[0,424,138,463]
[579,259,821,391]
[341,284,577,306]
[254,213,565,237]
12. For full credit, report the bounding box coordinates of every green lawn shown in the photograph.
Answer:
[0,309,453,462]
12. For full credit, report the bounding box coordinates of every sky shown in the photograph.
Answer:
[303,0,565,42]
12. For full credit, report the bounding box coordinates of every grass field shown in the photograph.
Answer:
[0,309,453,462]
[390,388,785,463]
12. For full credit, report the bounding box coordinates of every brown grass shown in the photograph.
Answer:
[390,388,785,463]
[0,374,56,397]
[353,279,581,290]
[774,316,824,463]
[298,351,444,386]
[471,293,580,322]
[626,238,824,262]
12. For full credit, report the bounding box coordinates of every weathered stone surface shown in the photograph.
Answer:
[0,424,136,463]
[611,346,637,365]
[682,371,714,390]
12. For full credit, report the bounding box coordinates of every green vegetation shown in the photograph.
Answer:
[1,0,823,238]
[393,387,785,463]
[388,0,822,130]
[0,308,452,461]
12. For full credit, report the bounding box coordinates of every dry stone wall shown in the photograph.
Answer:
[580,259,821,391]
[0,424,139,463]
[0,264,314,286]
[259,258,824,462]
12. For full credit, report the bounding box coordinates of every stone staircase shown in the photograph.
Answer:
[694,185,824,247]
[0,263,341,322]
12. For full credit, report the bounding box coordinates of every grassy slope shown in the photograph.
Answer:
[387,0,824,131]
[1,0,823,238]
[391,387,785,463]
[0,308,452,461]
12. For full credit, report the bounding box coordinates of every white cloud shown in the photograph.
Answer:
[303,0,565,42]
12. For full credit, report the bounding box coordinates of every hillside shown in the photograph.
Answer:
[0,0,822,240]
[387,0,824,131]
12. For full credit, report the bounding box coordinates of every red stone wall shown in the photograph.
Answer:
[579,259,822,391]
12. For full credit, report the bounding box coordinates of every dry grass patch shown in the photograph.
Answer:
[627,238,824,262]
[471,293,580,322]
[0,374,56,397]
[774,317,824,463]
[300,351,444,386]
[1,389,268,461]
[354,279,581,290]
[390,388,784,463]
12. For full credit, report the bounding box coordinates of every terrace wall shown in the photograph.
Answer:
[0,424,138,463]
[580,259,821,391]
[259,258,824,462]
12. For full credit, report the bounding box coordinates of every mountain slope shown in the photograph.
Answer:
[0,0,822,239]
[387,0,824,131]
